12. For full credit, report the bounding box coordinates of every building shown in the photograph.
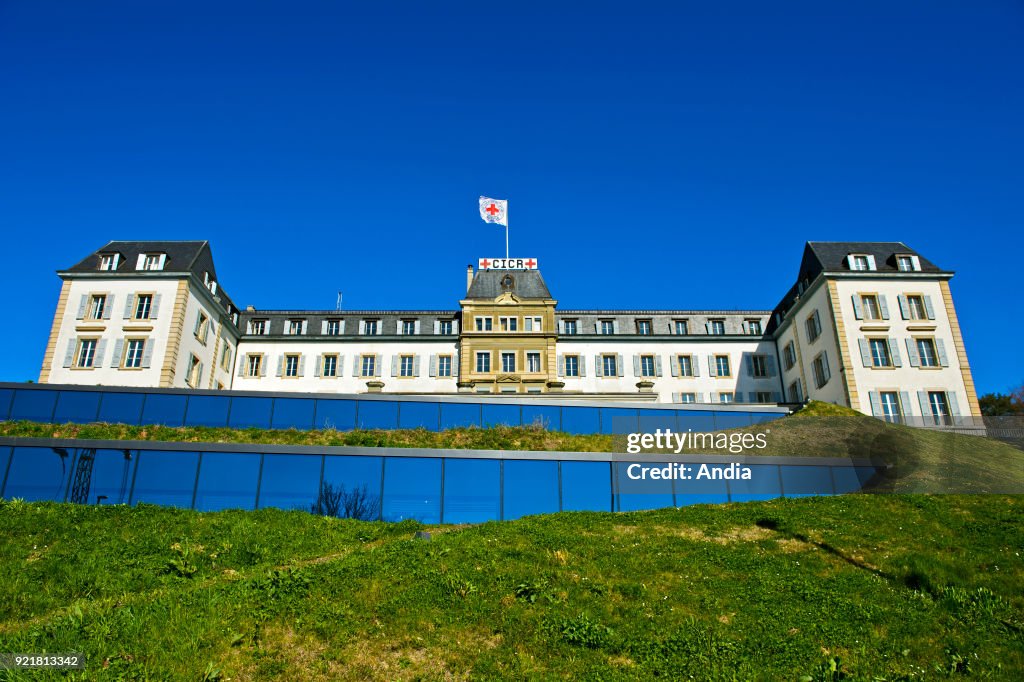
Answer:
[38,240,981,424]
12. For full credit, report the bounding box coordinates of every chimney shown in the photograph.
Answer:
[466,264,474,294]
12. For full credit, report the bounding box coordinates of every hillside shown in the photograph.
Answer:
[0,495,1021,679]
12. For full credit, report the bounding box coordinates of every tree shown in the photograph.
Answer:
[978,384,1024,416]
[311,482,380,520]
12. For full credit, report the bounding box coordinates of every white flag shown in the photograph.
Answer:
[479,196,508,227]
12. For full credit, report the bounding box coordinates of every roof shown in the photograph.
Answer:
[465,269,553,299]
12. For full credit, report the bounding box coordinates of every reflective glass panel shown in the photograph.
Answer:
[614,461,674,511]
[398,402,439,430]
[184,395,230,427]
[675,464,730,506]
[257,454,322,511]
[750,412,782,425]
[53,391,102,424]
[68,448,137,505]
[440,403,481,429]
[676,410,717,433]
[638,412,678,434]
[320,455,383,520]
[314,399,357,431]
[382,457,441,523]
[727,464,782,502]
[10,389,58,422]
[130,450,199,508]
[4,447,76,501]
[713,411,752,430]
[97,392,144,424]
[0,388,13,420]
[442,459,499,524]
[561,461,612,512]
[482,404,521,428]
[271,399,315,430]
[140,394,187,426]
[228,397,274,429]
[602,408,638,435]
[194,453,260,511]
[0,447,10,495]
[503,460,559,520]
[780,465,835,497]
[561,407,600,435]
[357,400,399,430]
[833,466,878,494]
[521,405,560,431]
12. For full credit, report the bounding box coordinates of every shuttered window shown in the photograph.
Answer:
[564,355,579,377]
[125,339,145,368]
[437,355,452,377]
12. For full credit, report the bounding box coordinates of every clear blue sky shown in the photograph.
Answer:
[1,1,1021,394]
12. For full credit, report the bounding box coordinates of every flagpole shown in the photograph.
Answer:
[505,204,509,259]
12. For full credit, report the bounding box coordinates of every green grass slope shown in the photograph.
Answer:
[0,495,1021,680]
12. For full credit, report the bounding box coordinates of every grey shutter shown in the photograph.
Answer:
[766,356,777,377]
[813,310,821,334]
[900,391,911,417]
[888,338,902,367]
[429,354,437,377]
[377,321,383,335]
[869,391,882,417]
[238,355,246,377]
[94,339,107,367]
[76,295,88,319]
[866,255,876,270]
[936,338,949,367]
[557,355,564,377]
[259,357,267,376]
[102,295,114,319]
[851,295,863,320]
[433,320,440,334]
[197,362,204,386]
[906,338,920,367]
[358,320,366,335]
[747,392,757,403]
[413,355,421,377]
[654,355,662,377]
[616,354,624,377]
[301,320,308,335]
[879,295,890,320]
[275,355,284,377]
[923,295,935,320]
[63,338,76,367]
[708,355,717,377]
[321,320,328,334]
[821,351,831,382]
[918,391,930,419]
[150,294,161,319]
[632,355,640,377]
[123,294,135,319]
[710,392,718,403]
[772,392,782,403]
[453,352,459,377]
[390,355,398,377]
[194,312,202,335]
[414,320,421,335]
[670,355,679,377]
[578,355,586,377]
[948,392,960,419]
[315,355,322,377]
[612,320,620,334]
[352,356,360,376]
[141,340,153,368]
[594,355,603,377]
[374,354,382,376]
[594,321,600,333]
[692,355,700,377]
[858,338,872,367]
[558,320,565,334]
[745,355,754,376]
[672,392,680,403]
[898,295,909,320]
[705,321,711,334]
[110,339,124,367]
[452,320,458,334]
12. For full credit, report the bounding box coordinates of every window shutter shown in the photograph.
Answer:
[906,338,920,367]
[275,355,284,377]
[869,391,882,417]
[111,339,124,367]
[428,354,437,377]
[745,355,753,376]
[352,356,360,377]
[136,254,146,270]
[858,339,872,367]
[898,295,909,320]
[557,355,564,377]
[705,321,711,334]
[923,295,935,320]
[194,313,202,335]
[616,354,624,376]
[374,354,382,376]
[879,295,890,320]
[297,355,305,377]
[197,362,204,385]
[141,340,153,368]
[412,355,420,376]
[358,320,366,335]
[122,294,134,319]
[453,353,460,377]
[690,356,699,377]
[150,294,161,319]
[594,355,603,377]
[772,391,781,403]
[452,320,458,334]
[390,355,398,377]
[670,356,679,377]
[936,338,949,367]
[238,356,246,377]
[888,338,902,367]
[947,392,960,419]
[157,254,167,269]
[320,320,327,335]
[377,321,383,335]
[747,392,757,403]
[594,321,600,333]
[414,320,421,335]
[822,351,831,382]
[911,255,921,270]
[766,356,777,377]
[900,391,911,416]
[632,355,640,377]
[558,320,565,334]
[94,339,107,367]
[708,355,717,377]
[813,309,821,332]
[866,255,876,270]
[63,338,76,367]
[918,391,931,418]
[710,392,718,403]
[610,320,618,334]
[851,295,863,320]
[260,358,267,376]
[433,320,440,334]
[672,392,680,403]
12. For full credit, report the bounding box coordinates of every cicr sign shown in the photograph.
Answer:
[478,258,538,270]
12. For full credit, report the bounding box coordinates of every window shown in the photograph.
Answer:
[360,355,377,377]
[437,355,452,377]
[746,319,762,335]
[249,319,267,335]
[284,354,299,378]
[709,320,725,335]
[400,355,415,377]
[401,320,416,335]
[600,320,615,335]
[141,253,163,271]
[718,392,734,404]
[438,320,453,335]
[928,391,951,425]
[475,317,493,332]
[850,255,871,271]
[636,320,652,335]
[499,317,518,332]
[363,320,378,335]
[678,393,696,404]
[715,355,731,377]
[134,294,153,320]
[76,339,97,368]
[186,354,202,387]
[325,319,341,336]
[870,339,891,367]
[194,311,210,343]
[524,316,542,332]
[677,355,693,377]
[99,253,118,271]
[527,352,541,373]
[220,345,232,371]
[783,342,796,371]
[674,320,689,335]
[88,294,106,320]
[319,354,337,378]
[917,338,938,367]
[755,391,773,403]
[805,311,822,342]
[476,351,491,373]
[564,355,579,377]
[907,295,927,320]
[640,355,655,377]
[751,355,768,378]
[124,339,145,368]
[501,351,516,373]
[602,354,617,376]
[789,381,803,402]
[287,319,304,335]
[247,354,262,377]
[861,295,881,320]
[880,392,902,423]
[897,255,919,272]
[812,352,831,388]
[563,320,577,335]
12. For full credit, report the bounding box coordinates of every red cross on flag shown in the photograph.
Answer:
[478,196,508,227]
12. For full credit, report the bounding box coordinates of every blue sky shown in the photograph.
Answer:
[1,1,1021,394]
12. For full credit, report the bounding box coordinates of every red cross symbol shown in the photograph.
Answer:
[525,258,536,268]
[480,258,491,268]
[486,203,500,216]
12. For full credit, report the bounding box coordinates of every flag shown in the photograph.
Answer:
[478,196,508,227]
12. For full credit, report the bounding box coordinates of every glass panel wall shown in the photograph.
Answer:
[398,402,439,430]
[561,407,600,435]
[140,394,187,427]
[675,467,730,506]
[10,389,58,422]
[442,459,499,523]
[77,448,137,506]
[184,396,230,428]
[713,412,752,430]
[381,457,441,523]
[257,454,322,511]
[4,447,74,501]
[314,399,356,431]
[521,405,560,431]
[482,404,521,428]
[53,391,101,424]
[97,393,144,424]
[503,460,559,520]
[320,455,383,520]
[601,408,637,435]
[440,403,481,429]
[130,450,199,508]
[780,465,835,497]
[194,453,261,511]
[271,399,316,431]
[357,401,399,430]
[228,397,274,429]
[561,461,612,512]
[676,410,717,432]
[614,461,674,511]
[0,389,13,420]
[727,464,782,502]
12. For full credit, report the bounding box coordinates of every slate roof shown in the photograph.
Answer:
[465,269,553,299]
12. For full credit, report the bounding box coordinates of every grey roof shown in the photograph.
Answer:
[466,269,552,299]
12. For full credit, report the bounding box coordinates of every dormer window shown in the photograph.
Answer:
[137,253,166,271]
[286,319,306,335]
[98,253,120,271]
[847,254,876,271]
[896,254,921,272]
[248,319,267,335]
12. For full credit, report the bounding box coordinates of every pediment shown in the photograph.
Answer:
[494,292,522,304]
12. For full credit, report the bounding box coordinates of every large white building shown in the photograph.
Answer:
[38,240,981,424]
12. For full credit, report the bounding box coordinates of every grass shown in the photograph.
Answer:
[0,495,1021,679]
